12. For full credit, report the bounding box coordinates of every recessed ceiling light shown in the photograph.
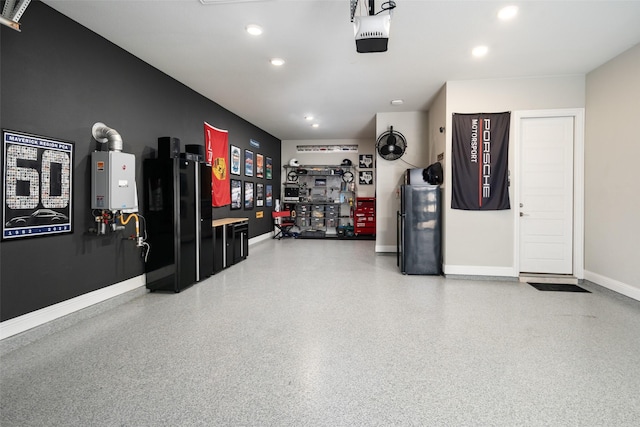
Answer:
[245,24,263,36]
[472,45,489,57]
[391,99,404,106]
[311,123,319,128]
[497,5,518,21]
[270,58,285,66]
[305,115,314,121]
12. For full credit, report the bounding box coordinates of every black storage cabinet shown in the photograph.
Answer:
[143,139,213,292]
[212,219,249,273]
[232,222,248,264]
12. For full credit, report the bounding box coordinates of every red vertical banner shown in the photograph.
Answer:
[204,122,230,207]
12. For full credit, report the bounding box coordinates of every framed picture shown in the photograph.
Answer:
[2,129,74,240]
[244,181,254,209]
[359,170,373,185]
[244,149,254,177]
[230,145,241,175]
[256,183,264,207]
[266,184,273,207]
[359,154,374,168]
[230,179,242,210]
[256,153,264,178]
[266,157,273,180]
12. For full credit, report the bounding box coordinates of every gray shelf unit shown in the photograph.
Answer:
[283,165,356,236]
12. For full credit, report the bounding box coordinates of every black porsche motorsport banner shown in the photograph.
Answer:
[451,112,510,210]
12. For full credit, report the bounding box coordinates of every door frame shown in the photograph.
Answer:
[513,108,585,279]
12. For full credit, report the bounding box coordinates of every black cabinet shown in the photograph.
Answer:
[144,152,213,292]
[232,222,248,264]
[213,224,225,274]
[212,218,249,273]
[198,164,214,279]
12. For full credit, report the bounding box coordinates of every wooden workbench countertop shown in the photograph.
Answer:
[212,217,249,227]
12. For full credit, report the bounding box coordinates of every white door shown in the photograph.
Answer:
[519,116,574,274]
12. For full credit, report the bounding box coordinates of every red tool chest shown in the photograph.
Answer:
[354,197,375,236]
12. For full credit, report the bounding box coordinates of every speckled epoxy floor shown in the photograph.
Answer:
[2,239,640,426]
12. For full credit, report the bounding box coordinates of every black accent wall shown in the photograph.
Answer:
[0,3,281,321]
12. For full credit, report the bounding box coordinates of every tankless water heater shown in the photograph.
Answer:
[91,150,138,211]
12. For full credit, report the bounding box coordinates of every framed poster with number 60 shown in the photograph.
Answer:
[2,129,74,240]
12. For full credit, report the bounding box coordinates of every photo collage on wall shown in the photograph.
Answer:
[230,139,272,210]
[2,129,75,240]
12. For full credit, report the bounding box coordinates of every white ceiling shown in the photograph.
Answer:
[42,0,640,141]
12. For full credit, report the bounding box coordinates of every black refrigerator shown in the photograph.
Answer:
[143,142,213,292]
[397,184,442,275]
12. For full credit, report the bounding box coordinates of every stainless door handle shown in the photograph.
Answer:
[520,212,529,217]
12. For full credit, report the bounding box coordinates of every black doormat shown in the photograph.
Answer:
[528,282,591,293]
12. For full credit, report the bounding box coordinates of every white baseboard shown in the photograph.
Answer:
[444,264,516,277]
[0,275,146,340]
[375,245,396,253]
[249,232,272,246]
[584,270,640,302]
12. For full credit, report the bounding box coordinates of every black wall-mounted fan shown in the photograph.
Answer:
[376,126,407,160]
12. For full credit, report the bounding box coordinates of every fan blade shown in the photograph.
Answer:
[379,144,392,156]
[392,144,404,155]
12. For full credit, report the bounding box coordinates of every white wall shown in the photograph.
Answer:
[428,85,448,259]
[444,75,586,276]
[584,44,640,300]
[375,111,429,252]
[428,85,447,165]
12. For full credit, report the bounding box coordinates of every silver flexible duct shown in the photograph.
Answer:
[92,122,123,151]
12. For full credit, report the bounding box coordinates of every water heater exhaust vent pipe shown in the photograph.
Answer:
[92,122,123,152]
